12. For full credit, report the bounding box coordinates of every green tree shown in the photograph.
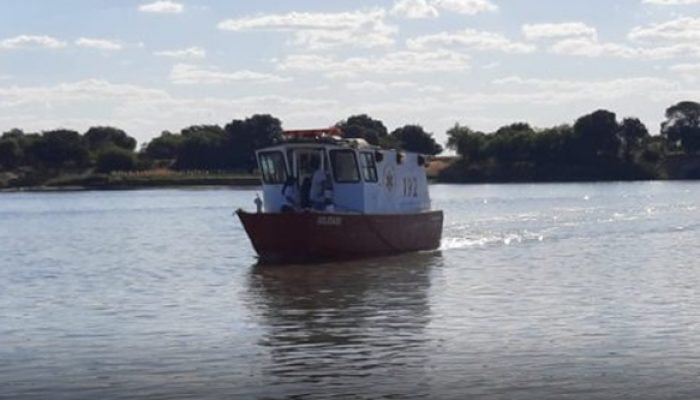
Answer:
[495,122,533,135]
[573,110,621,161]
[2,129,31,168]
[446,124,487,161]
[640,136,666,165]
[175,125,226,170]
[336,114,389,146]
[530,125,575,165]
[390,125,442,155]
[661,101,700,154]
[182,125,225,138]
[0,139,22,169]
[488,123,536,163]
[2,128,25,140]
[27,129,89,168]
[618,118,650,162]
[84,126,137,152]
[96,147,136,173]
[144,131,183,160]
[224,114,283,170]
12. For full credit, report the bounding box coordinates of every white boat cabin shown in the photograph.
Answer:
[256,129,432,215]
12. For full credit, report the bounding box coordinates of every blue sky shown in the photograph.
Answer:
[0,0,699,146]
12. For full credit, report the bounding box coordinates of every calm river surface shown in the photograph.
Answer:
[2,182,700,399]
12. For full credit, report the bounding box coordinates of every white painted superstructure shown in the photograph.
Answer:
[255,133,432,215]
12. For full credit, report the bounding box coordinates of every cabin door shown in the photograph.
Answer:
[291,148,327,209]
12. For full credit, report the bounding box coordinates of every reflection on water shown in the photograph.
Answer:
[245,253,440,399]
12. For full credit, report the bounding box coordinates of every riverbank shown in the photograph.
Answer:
[432,154,700,183]
[2,153,699,192]
[0,170,261,192]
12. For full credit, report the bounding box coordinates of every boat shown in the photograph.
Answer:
[236,128,443,263]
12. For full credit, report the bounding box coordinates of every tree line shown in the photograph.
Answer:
[0,127,138,174]
[0,114,443,186]
[440,101,700,182]
[0,100,698,185]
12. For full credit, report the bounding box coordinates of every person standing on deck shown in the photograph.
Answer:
[309,157,326,210]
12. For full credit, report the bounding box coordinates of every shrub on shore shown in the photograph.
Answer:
[96,147,136,173]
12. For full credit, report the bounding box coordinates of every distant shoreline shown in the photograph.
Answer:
[0,172,261,192]
[0,182,262,193]
[2,156,699,193]
[3,176,695,194]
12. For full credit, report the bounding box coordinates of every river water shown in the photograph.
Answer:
[1,182,700,399]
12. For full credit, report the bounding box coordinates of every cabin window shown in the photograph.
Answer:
[294,149,325,177]
[330,150,360,183]
[360,152,378,183]
[258,151,287,184]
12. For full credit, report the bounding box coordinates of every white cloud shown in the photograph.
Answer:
[629,17,700,42]
[632,43,700,58]
[138,1,184,14]
[169,64,291,84]
[0,79,339,143]
[219,10,378,31]
[433,0,498,15]
[278,49,470,76]
[523,18,700,59]
[489,75,680,104]
[292,26,396,50]
[379,75,694,134]
[549,36,700,59]
[345,81,391,92]
[416,85,445,93]
[0,79,168,109]
[669,62,700,81]
[550,37,637,58]
[1,75,695,147]
[670,62,700,72]
[0,35,66,50]
[112,94,340,140]
[493,75,669,90]
[392,0,439,19]
[155,47,206,59]
[75,38,123,51]
[642,0,700,5]
[218,9,397,49]
[522,22,597,40]
[408,29,536,54]
[391,0,497,18]
[344,80,444,93]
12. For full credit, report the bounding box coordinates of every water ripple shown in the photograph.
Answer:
[2,184,700,399]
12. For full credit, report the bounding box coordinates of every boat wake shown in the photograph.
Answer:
[440,230,545,251]
[438,199,700,253]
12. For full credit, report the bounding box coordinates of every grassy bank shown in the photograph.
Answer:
[432,153,699,183]
[3,154,699,192]
[1,169,260,191]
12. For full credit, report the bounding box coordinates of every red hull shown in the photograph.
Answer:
[237,210,443,263]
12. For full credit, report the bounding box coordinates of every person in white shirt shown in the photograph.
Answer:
[309,157,326,210]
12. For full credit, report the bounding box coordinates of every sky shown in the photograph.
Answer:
[0,0,699,146]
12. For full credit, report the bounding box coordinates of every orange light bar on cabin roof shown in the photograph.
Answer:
[282,127,343,138]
